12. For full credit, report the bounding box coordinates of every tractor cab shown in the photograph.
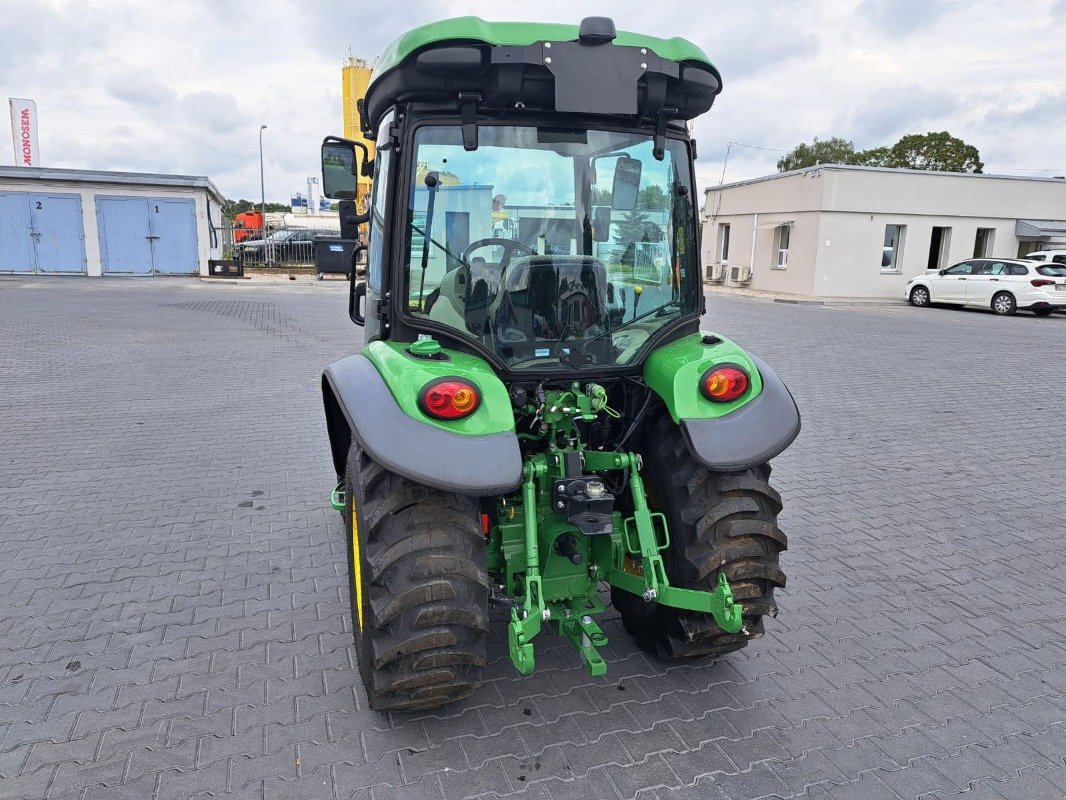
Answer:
[321,16,722,374]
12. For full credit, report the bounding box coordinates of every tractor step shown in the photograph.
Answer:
[330,481,346,512]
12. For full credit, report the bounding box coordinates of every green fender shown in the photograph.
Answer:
[644,332,801,471]
[321,340,522,495]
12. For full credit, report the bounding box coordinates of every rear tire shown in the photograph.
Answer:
[1033,308,1054,317]
[991,292,1017,316]
[344,443,489,712]
[612,412,787,659]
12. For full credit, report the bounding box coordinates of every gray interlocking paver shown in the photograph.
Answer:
[2,278,1065,800]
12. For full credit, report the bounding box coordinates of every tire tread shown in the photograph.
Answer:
[345,443,488,712]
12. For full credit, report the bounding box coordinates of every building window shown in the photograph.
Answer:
[1016,241,1038,258]
[974,227,994,257]
[882,225,905,272]
[717,223,730,263]
[927,226,951,270]
[773,224,790,269]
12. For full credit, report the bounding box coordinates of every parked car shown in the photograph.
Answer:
[235,228,335,264]
[905,257,1066,316]
[1019,250,1066,266]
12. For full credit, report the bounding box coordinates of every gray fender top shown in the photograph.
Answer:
[323,354,523,496]
[680,354,801,472]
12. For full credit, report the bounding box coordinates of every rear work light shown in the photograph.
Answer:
[1031,278,1056,287]
[419,378,481,420]
[700,365,750,403]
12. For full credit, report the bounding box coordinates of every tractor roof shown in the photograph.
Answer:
[371,17,716,82]
[360,16,722,137]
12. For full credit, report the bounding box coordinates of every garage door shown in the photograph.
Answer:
[96,196,198,275]
[0,191,87,274]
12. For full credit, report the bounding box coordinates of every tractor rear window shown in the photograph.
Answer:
[402,124,699,370]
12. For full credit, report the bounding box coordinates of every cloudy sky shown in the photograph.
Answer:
[3,0,1064,202]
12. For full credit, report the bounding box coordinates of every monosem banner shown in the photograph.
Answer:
[9,98,40,166]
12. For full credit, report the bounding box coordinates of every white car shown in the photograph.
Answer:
[1020,250,1066,266]
[906,257,1066,316]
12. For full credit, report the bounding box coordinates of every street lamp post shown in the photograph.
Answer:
[259,124,268,264]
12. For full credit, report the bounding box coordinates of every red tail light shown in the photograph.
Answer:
[419,378,481,420]
[1032,278,1055,287]
[700,365,750,403]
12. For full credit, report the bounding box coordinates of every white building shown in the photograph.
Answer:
[702,165,1066,299]
[0,166,224,277]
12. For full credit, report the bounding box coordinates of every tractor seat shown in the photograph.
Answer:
[427,266,469,331]
[490,256,611,345]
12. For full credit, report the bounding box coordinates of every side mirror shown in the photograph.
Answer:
[321,136,369,200]
[612,155,642,210]
[592,206,611,242]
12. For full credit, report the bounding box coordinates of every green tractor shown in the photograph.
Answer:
[319,16,800,712]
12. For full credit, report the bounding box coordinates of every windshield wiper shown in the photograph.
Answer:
[592,299,682,345]
[410,223,464,268]
[555,300,683,368]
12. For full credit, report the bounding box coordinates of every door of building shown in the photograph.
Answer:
[31,194,87,273]
[0,191,87,273]
[149,199,198,274]
[0,192,34,273]
[96,196,198,275]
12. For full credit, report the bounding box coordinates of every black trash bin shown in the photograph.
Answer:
[314,236,358,277]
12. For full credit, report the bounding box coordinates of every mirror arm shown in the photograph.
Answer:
[652,108,677,161]
[352,141,370,175]
[458,92,480,151]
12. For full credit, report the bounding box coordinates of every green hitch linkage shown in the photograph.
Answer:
[507,460,546,675]
[608,453,745,635]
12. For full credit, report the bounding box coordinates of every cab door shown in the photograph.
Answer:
[937,260,976,303]
[966,261,1008,306]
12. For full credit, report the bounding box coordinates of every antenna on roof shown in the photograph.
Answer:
[710,142,784,220]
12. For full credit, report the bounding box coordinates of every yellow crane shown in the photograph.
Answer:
[341,56,376,212]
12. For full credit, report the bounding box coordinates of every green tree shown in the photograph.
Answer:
[221,198,293,220]
[591,186,613,206]
[851,146,892,167]
[637,185,668,210]
[884,131,983,173]
[612,206,652,264]
[779,131,983,174]
[776,137,857,171]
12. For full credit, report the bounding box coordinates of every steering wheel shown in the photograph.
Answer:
[461,238,534,272]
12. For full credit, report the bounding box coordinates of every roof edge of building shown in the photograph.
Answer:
[705,164,1066,193]
[0,166,225,202]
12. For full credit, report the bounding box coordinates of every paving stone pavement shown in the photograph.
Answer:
[1,276,1064,800]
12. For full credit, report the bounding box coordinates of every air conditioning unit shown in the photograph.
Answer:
[708,263,725,283]
[730,265,752,284]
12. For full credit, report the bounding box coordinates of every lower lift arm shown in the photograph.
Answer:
[606,452,744,633]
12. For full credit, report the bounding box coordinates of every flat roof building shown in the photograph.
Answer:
[0,166,225,277]
[702,165,1066,299]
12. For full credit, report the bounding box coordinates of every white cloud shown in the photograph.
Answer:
[2,0,1065,200]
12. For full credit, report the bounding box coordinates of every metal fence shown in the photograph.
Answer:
[215,222,341,267]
